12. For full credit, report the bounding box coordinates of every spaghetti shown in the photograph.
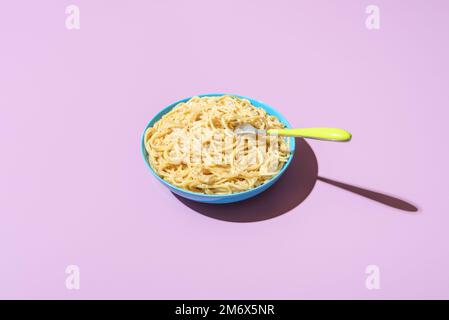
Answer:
[144,95,290,194]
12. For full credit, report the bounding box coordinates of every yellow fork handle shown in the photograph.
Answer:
[267,128,352,142]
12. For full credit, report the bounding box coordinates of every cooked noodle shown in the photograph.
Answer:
[144,95,290,194]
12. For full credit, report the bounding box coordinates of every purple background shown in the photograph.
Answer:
[1,0,448,299]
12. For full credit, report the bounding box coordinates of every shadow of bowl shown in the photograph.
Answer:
[173,138,319,222]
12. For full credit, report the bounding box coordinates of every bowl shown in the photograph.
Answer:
[141,93,296,204]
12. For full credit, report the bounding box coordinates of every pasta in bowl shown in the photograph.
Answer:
[141,94,295,203]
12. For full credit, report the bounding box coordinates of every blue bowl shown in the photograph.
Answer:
[141,93,296,204]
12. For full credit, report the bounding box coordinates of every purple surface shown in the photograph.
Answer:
[1,0,448,299]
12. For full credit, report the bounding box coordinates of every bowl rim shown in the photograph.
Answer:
[141,93,296,198]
